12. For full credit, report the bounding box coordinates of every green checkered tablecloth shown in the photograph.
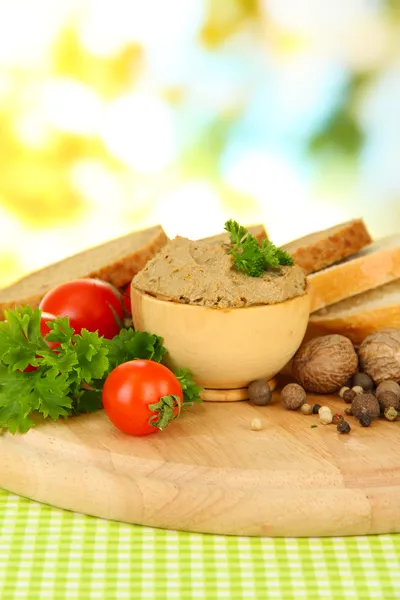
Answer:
[0,489,399,600]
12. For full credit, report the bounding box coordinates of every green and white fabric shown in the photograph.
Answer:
[0,489,399,599]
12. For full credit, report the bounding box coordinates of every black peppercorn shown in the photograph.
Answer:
[337,421,351,434]
[359,414,372,427]
[312,403,321,414]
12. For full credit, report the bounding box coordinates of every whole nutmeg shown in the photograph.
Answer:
[377,390,400,412]
[351,392,380,420]
[376,380,400,402]
[281,383,306,410]
[292,335,358,394]
[358,328,400,384]
[248,380,272,406]
[352,372,374,392]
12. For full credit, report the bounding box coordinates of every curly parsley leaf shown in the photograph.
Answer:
[44,316,74,345]
[224,219,248,245]
[275,247,294,266]
[0,310,110,433]
[0,364,72,433]
[73,329,109,382]
[105,328,167,372]
[34,368,72,419]
[0,365,38,433]
[175,368,202,406]
[260,239,280,269]
[0,307,46,372]
[73,388,103,414]
[224,219,294,276]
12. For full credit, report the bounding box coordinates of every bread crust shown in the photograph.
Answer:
[282,219,372,275]
[309,236,400,312]
[307,305,400,346]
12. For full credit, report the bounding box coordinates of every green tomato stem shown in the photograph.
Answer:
[148,394,183,430]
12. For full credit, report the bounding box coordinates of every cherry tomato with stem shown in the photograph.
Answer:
[102,360,184,436]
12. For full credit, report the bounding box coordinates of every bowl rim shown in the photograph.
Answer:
[131,283,310,312]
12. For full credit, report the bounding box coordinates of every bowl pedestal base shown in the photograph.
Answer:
[199,378,277,402]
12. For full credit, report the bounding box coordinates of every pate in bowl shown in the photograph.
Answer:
[131,236,310,391]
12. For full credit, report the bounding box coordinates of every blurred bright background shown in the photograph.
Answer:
[0,0,399,287]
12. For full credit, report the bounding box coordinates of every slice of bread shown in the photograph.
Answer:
[281,219,372,275]
[309,234,400,312]
[307,278,400,345]
[0,225,168,318]
[0,223,268,319]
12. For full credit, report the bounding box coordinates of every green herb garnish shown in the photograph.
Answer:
[0,307,201,434]
[224,219,294,277]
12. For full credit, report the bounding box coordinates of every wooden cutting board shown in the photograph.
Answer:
[1,390,400,538]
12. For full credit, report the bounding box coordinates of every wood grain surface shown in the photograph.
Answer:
[1,390,400,537]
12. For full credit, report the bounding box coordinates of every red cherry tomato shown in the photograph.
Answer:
[121,283,132,316]
[24,311,59,372]
[39,279,124,339]
[102,360,183,436]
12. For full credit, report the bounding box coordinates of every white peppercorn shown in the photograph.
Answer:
[250,417,263,431]
[352,385,364,395]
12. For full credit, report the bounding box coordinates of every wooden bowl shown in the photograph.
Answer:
[131,287,311,390]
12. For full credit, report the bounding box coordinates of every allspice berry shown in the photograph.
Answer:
[248,380,272,406]
[378,390,400,412]
[343,389,356,404]
[359,414,372,427]
[301,403,313,415]
[281,383,306,410]
[352,372,374,392]
[376,380,400,406]
[351,393,380,420]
